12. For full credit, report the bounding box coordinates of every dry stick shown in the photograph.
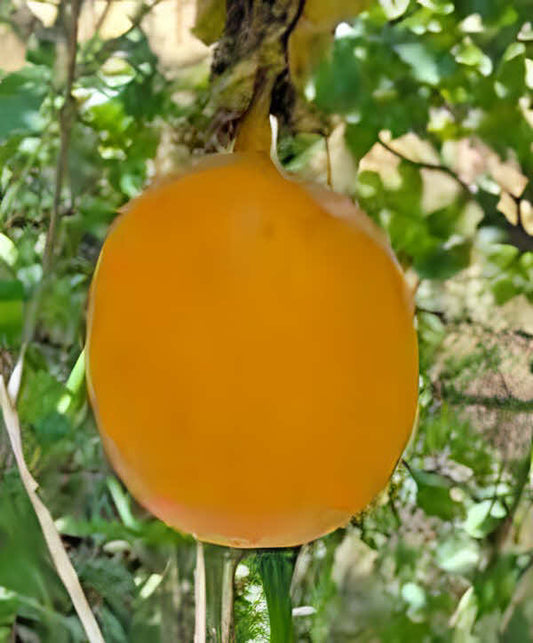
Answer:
[194,540,207,643]
[93,0,114,36]
[128,0,166,33]
[0,376,104,643]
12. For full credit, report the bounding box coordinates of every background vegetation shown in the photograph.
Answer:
[0,0,532,640]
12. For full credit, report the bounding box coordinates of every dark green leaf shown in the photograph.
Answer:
[0,67,48,140]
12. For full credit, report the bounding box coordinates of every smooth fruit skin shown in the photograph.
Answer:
[86,153,418,548]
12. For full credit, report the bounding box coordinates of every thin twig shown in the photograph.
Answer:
[378,136,472,195]
[21,0,81,348]
[130,0,166,29]
[42,0,81,275]
[194,540,207,643]
[114,0,165,40]
[80,0,165,71]
[93,0,114,36]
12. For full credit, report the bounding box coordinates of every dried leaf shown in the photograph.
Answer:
[0,375,104,643]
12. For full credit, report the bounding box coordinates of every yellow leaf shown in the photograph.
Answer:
[288,19,331,90]
[304,0,371,28]
[193,0,226,45]
[289,0,371,89]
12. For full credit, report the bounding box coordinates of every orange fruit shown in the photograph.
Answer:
[86,153,418,548]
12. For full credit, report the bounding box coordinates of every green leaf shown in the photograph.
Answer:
[417,0,454,15]
[401,581,426,620]
[88,99,132,142]
[436,536,480,574]
[314,38,361,114]
[0,587,18,629]
[413,237,471,280]
[356,170,384,202]
[34,412,71,445]
[453,39,492,75]
[77,197,117,241]
[0,234,18,266]
[0,67,48,140]
[474,555,519,616]
[119,169,145,198]
[491,275,519,304]
[0,280,24,301]
[410,468,465,521]
[394,43,441,85]
[99,608,128,643]
[257,551,297,643]
[18,370,67,427]
[502,607,532,643]
[39,276,85,345]
[77,557,135,623]
[106,477,139,530]
[0,477,67,610]
[485,244,520,269]
[119,75,167,121]
[57,351,86,416]
[463,500,506,538]
[495,46,526,100]
[0,279,24,345]
[345,122,379,160]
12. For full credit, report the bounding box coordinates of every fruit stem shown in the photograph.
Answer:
[234,71,275,155]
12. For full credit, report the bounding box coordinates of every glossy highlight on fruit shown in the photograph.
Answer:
[86,153,418,548]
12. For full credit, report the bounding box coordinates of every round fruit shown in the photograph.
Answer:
[86,153,418,548]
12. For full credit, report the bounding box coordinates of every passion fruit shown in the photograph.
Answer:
[86,153,418,548]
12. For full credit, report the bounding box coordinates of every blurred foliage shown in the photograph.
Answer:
[0,0,532,641]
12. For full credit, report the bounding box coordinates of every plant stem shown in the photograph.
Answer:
[221,549,240,643]
[42,0,80,275]
[21,0,81,348]
[194,540,207,643]
[258,549,298,643]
